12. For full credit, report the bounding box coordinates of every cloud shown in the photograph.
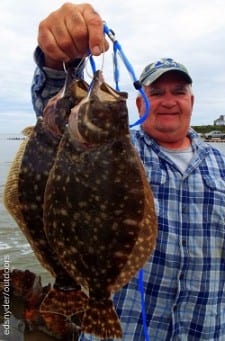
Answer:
[1,0,225,132]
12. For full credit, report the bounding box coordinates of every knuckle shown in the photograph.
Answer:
[60,38,73,51]
[88,15,102,27]
[61,2,75,12]
[38,19,47,33]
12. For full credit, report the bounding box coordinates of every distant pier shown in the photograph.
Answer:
[0,134,25,141]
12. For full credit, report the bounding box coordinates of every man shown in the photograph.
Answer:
[32,3,225,340]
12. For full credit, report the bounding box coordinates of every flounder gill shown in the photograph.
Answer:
[3,67,89,330]
[43,70,158,339]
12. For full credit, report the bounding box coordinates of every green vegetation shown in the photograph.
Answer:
[191,125,225,134]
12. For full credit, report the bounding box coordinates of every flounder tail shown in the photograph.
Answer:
[40,287,88,335]
[81,298,122,339]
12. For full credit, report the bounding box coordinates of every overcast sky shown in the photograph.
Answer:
[1,0,225,133]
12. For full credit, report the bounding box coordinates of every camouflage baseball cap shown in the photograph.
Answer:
[139,58,192,86]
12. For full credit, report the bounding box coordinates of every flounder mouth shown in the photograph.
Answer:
[68,100,90,145]
[68,98,105,147]
[68,70,128,145]
[89,70,127,102]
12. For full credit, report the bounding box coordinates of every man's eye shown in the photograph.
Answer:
[174,89,187,95]
[149,91,162,96]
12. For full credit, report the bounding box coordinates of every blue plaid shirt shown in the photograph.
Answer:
[32,50,225,340]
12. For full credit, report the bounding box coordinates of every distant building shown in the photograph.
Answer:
[214,115,225,126]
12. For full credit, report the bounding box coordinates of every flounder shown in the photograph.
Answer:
[43,70,157,339]
[4,72,88,277]
[3,66,89,330]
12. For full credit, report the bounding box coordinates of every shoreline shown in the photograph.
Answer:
[204,138,225,143]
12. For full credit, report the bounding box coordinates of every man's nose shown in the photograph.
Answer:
[161,94,176,107]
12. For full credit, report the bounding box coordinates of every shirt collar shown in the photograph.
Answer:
[136,126,210,155]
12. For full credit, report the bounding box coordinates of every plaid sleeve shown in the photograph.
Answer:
[31,46,84,117]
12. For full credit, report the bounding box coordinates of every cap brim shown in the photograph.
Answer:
[141,68,192,86]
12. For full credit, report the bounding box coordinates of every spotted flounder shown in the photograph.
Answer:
[3,69,89,325]
[4,73,88,278]
[43,70,157,339]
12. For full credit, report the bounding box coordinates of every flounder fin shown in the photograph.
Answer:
[3,135,30,226]
[81,298,122,339]
[22,125,35,137]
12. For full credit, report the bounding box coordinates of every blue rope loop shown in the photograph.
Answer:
[88,23,150,128]
[113,43,120,91]
[138,269,150,341]
[89,54,97,73]
[103,23,151,128]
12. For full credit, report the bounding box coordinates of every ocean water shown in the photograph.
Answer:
[1,134,225,283]
[0,134,53,286]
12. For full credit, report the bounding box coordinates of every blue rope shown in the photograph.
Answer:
[89,54,97,73]
[113,43,120,92]
[129,87,150,128]
[103,23,150,128]
[138,269,150,341]
[88,24,151,128]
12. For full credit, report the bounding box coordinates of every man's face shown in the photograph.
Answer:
[136,71,194,148]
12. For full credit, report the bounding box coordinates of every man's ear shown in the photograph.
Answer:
[191,94,194,111]
[136,96,145,117]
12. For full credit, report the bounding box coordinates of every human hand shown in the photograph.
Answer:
[38,2,109,69]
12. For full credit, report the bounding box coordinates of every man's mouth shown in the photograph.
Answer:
[157,112,179,116]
